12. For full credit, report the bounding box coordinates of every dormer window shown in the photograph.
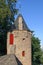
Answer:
[19,17,23,30]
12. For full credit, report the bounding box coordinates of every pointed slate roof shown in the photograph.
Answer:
[8,14,32,32]
[14,14,31,32]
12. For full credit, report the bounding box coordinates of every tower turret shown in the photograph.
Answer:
[7,14,32,65]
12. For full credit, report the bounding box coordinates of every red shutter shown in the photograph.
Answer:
[10,34,14,45]
[22,51,25,56]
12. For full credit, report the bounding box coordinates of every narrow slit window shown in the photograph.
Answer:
[10,34,14,45]
[22,51,25,56]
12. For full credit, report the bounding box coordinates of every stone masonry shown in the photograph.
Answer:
[7,14,32,65]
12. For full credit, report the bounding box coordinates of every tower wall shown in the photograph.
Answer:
[7,30,32,65]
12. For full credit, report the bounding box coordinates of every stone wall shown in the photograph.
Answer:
[7,30,32,65]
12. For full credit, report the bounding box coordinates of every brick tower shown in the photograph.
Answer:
[7,14,32,65]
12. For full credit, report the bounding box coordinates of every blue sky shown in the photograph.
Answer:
[17,0,43,48]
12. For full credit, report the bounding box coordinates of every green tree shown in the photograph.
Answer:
[32,35,41,65]
[40,49,43,64]
[0,0,18,55]
[0,0,18,29]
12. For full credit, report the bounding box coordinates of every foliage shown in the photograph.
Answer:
[32,35,41,65]
[0,0,18,27]
[0,0,18,55]
[40,50,43,64]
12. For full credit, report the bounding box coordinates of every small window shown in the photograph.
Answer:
[22,51,25,56]
[23,38,25,40]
